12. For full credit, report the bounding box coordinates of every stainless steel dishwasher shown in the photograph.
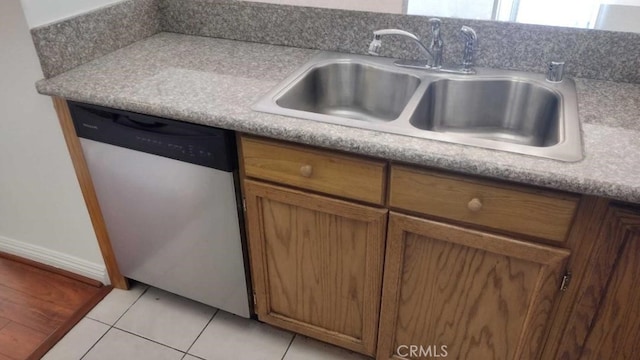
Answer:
[69,101,250,318]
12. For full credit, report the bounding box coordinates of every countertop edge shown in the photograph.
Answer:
[35,84,640,205]
[33,34,640,205]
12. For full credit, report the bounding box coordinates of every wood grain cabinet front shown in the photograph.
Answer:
[243,179,388,356]
[377,212,571,360]
[553,205,640,359]
[241,136,387,205]
[579,208,640,359]
[389,165,579,243]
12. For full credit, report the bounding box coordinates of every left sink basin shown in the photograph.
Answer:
[275,62,420,122]
[272,61,421,123]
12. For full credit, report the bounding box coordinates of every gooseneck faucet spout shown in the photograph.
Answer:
[368,29,434,59]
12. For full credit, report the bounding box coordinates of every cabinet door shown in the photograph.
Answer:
[244,180,387,356]
[378,212,570,360]
[577,207,640,359]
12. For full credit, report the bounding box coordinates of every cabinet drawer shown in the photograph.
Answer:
[389,165,579,242]
[240,136,387,205]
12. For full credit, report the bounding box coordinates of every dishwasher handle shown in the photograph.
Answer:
[114,114,168,129]
[112,113,216,137]
[75,102,211,137]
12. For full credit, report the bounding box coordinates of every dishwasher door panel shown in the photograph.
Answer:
[80,138,250,317]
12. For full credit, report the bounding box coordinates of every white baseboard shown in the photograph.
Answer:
[0,234,108,284]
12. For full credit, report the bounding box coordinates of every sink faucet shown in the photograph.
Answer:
[368,20,477,75]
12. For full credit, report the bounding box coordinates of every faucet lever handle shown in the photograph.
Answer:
[460,26,477,45]
[429,18,442,30]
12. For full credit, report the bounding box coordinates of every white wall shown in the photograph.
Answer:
[20,0,124,28]
[0,0,115,282]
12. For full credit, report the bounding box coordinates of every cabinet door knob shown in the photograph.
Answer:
[467,198,483,212]
[300,164,313,178]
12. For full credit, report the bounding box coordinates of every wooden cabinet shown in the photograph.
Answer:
[553,205,640,359]
[581,208,640,359]
[243,179,387,356]
[377,212,570,360]
[239,135,640,360]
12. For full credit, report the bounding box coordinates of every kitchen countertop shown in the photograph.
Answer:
[36,32,640,204]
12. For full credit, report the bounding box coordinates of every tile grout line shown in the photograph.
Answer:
[181,354,207,360]
[182,308,220,359]
[111,284,151,326]
[80,285,221,360]
[84,317,112,327]
[111,326,190,354]
[79,284,150,360]
[78,324,111,360]
[280,334,297,360]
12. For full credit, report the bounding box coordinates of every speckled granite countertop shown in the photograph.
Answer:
[36,32,640,204]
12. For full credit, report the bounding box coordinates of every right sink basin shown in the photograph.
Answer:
[254,52,583,162]
[409,78,562,147]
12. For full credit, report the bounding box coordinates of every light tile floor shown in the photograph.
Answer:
[43,282,372,360]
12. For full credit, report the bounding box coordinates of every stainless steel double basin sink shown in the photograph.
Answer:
[253,52,583,161]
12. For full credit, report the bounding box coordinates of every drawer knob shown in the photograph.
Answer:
[467,198,483,212]
[300,164,313,178]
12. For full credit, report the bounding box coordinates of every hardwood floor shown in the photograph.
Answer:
[0,253,111,360]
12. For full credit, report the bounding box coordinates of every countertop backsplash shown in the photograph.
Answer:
[160,0,640,84]
[31,0,640,84]
[30,0,159,78]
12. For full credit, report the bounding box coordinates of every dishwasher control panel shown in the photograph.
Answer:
[135,136,214,159]
[69,101,237,171]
